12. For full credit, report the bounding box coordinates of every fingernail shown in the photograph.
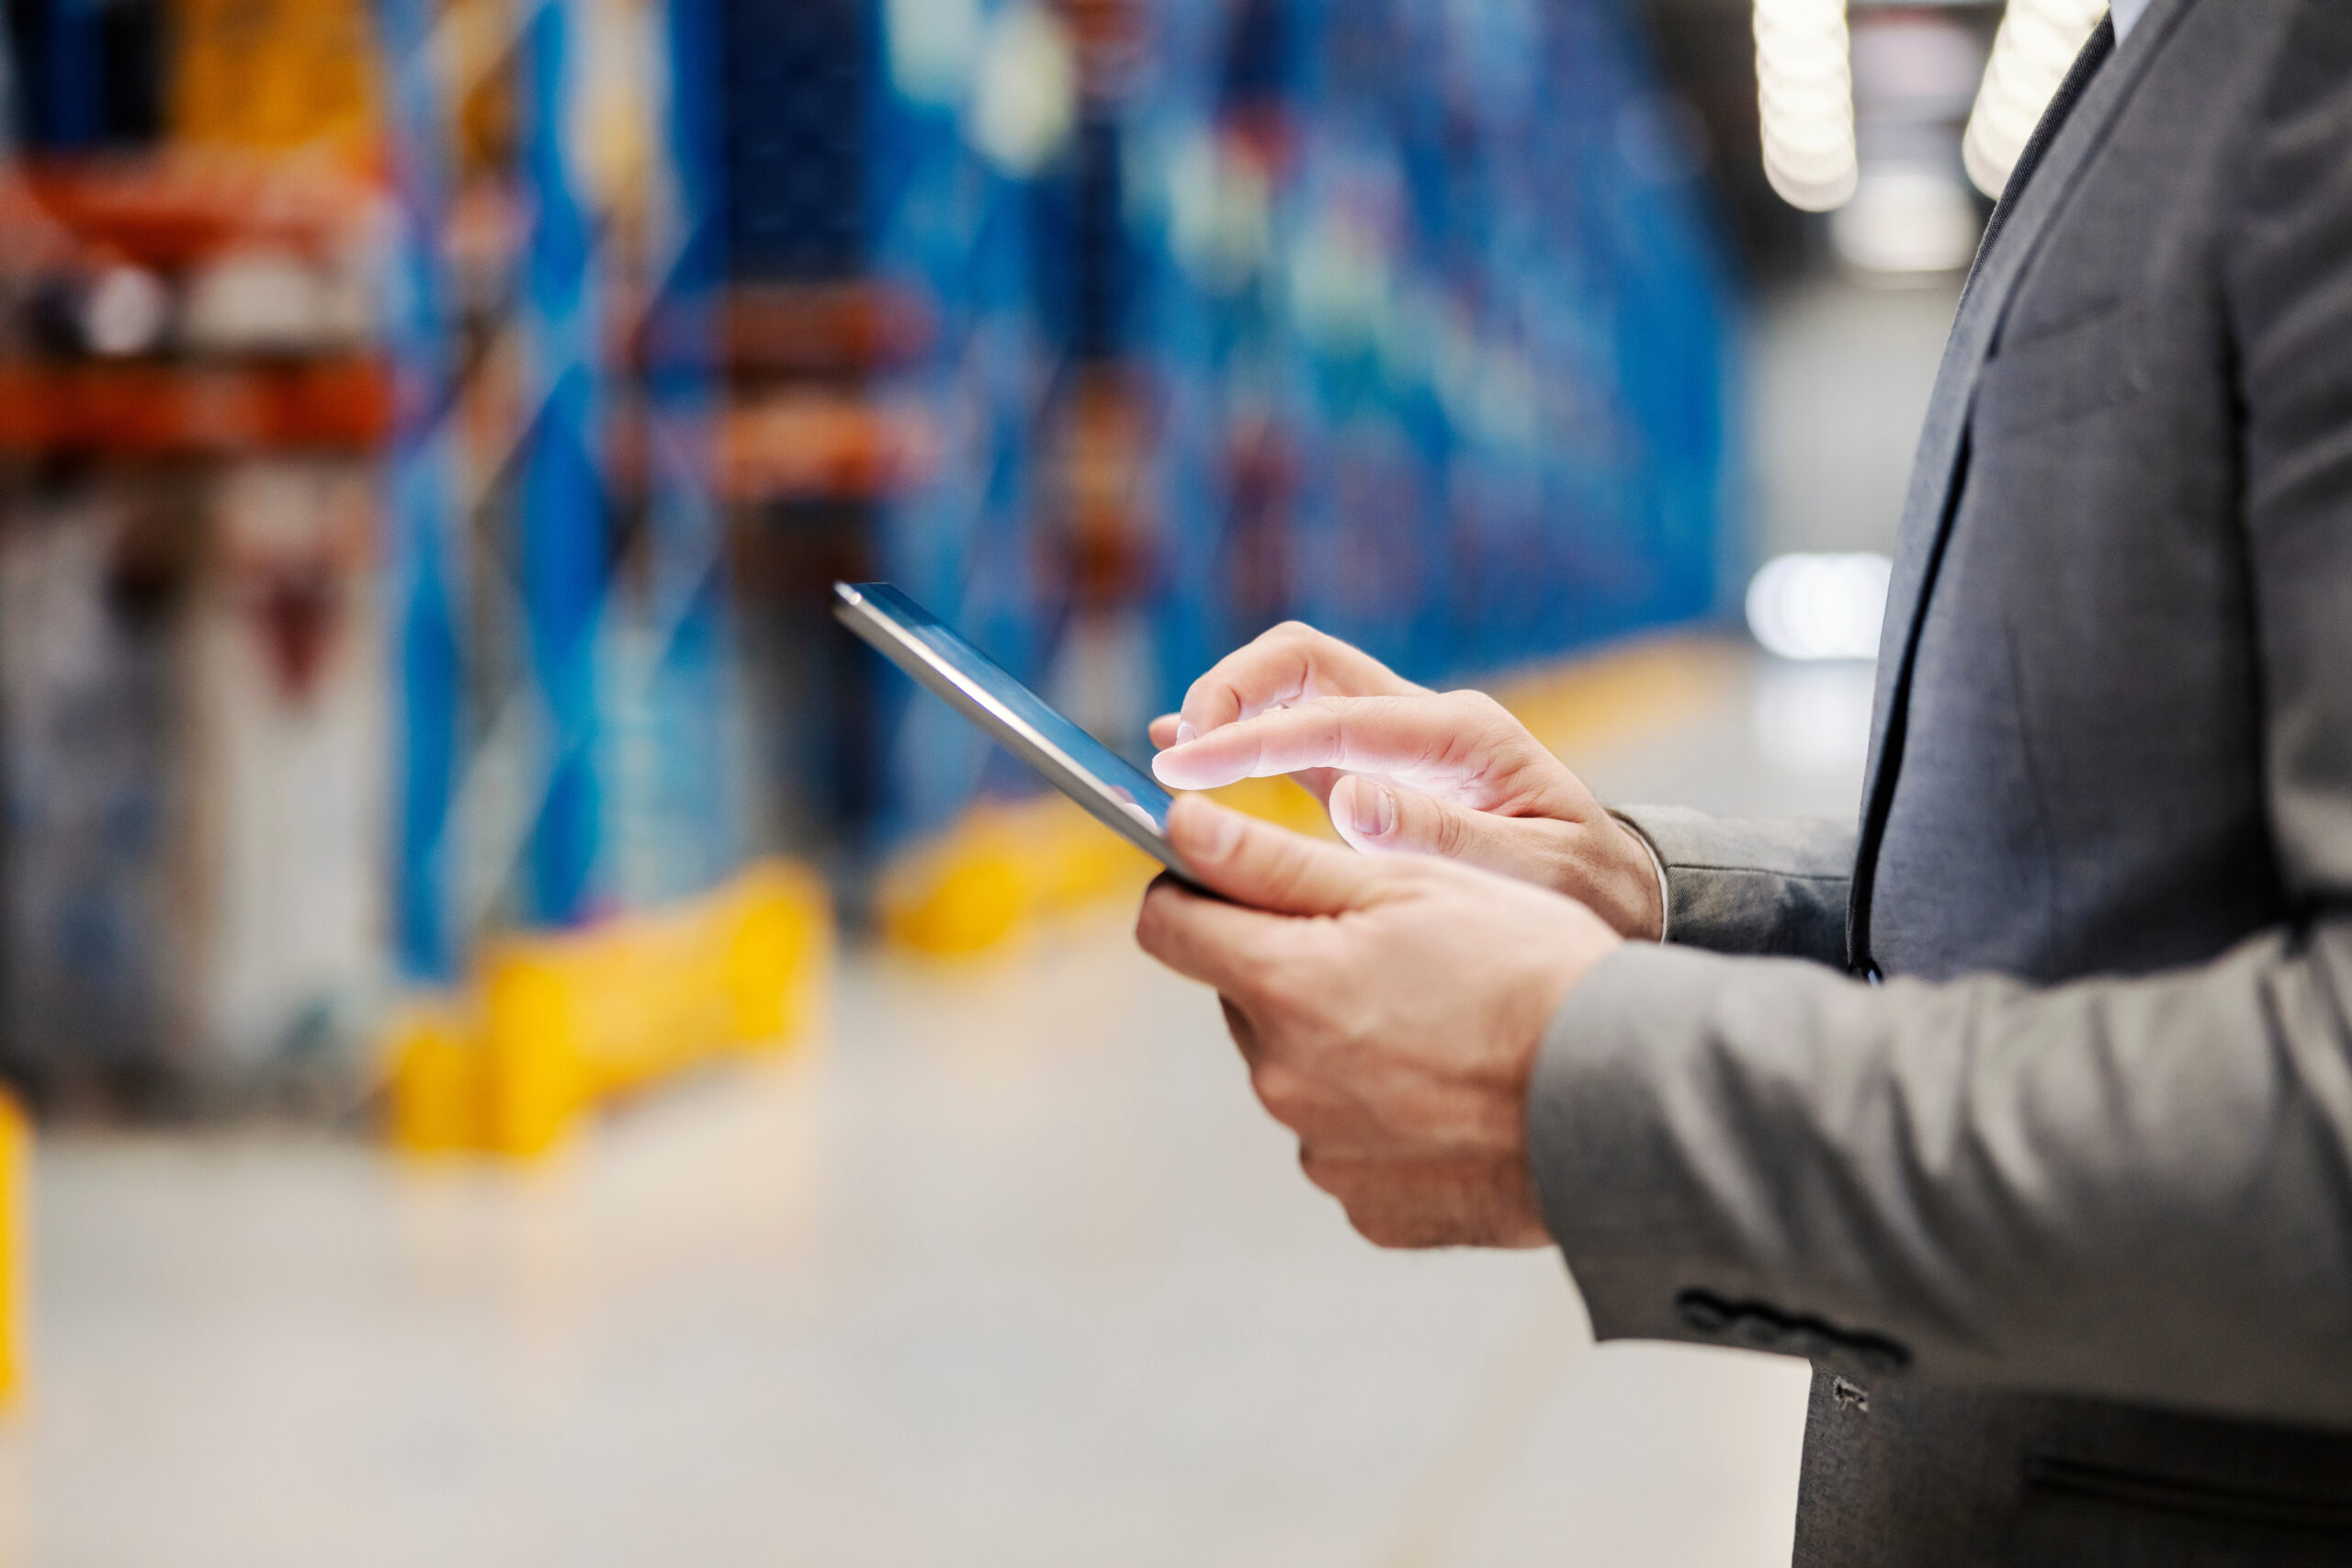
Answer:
[1175,719,1197,745]
[1350,781,1396,838]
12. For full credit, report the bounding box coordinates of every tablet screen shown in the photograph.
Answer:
[843,584,1175,835]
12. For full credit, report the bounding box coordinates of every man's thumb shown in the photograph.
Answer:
[1165,795,1380,916]
[1329,773,1528,872]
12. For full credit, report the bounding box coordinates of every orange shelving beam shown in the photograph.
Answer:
[14,152,382,267]
[0,358,392,456]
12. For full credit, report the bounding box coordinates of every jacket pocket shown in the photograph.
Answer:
[2018,1454,2352,1567]
[1975,299,2145,435]
[2025,1455,2352,1530]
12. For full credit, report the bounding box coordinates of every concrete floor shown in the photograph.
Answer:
[0,277,1953,1567]
[0,652,1877,1568]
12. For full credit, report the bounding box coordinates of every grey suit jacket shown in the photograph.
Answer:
[1529,2,2352,1561]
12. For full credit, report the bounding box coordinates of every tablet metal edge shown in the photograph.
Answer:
[831,583,1199,884]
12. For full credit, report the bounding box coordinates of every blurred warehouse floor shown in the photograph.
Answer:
[0,650,1871,1568]
[0,274,1949,1568]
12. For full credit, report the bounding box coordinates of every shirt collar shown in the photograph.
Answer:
[2109,0,2153,43]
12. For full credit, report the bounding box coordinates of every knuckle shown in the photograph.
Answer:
[1349,1206,1416,1250]
[1251,1063,1312,1122]
[1253,845,1315,909]
[1185,670,1248,727]
[1217,996,1259,1053]
[1132,890,1168,950]
[1389,692,1442,728]
[1427,801,1473,858]
[1246,940,1316,1012]
[1295,700,1353,761]
[1328,998,1383,1059]
[1453,688,1509,723]
[1230,934,1278,990]
[1274,919,1344,983]
[1453,689,1523,748]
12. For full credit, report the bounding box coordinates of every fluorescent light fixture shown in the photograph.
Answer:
[1756,0,1857,210]
[1746,551,1892,661]
[1962,0,2106,197]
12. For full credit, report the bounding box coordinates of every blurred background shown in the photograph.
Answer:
[0,0,2102,1561]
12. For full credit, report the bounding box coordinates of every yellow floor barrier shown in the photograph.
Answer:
[878,633,1737,957]
[387,860,832,1159]
[0,1092,27,1408]
[876,771,1334,957]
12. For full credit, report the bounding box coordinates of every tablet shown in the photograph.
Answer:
[832,581,1196,881]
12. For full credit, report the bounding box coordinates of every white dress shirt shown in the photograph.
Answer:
[2110,0,2153,44]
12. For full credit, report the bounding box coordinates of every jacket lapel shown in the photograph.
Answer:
[1848,0,2191,970]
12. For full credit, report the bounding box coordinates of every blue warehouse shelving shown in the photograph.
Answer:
[383,0,1736,928]
[384,0,741,976]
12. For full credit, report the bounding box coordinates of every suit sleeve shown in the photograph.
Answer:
[1531,1,2352,1427]
[1611,806,1854,964]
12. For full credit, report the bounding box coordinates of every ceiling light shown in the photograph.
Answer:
[1962,0,2106,197]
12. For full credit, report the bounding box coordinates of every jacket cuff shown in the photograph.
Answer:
[1607,810,1674,942]
[1610,805,1855,964]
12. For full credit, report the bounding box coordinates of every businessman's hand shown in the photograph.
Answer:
[1148,622,1663,940]
[1136,795,1621,1249]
